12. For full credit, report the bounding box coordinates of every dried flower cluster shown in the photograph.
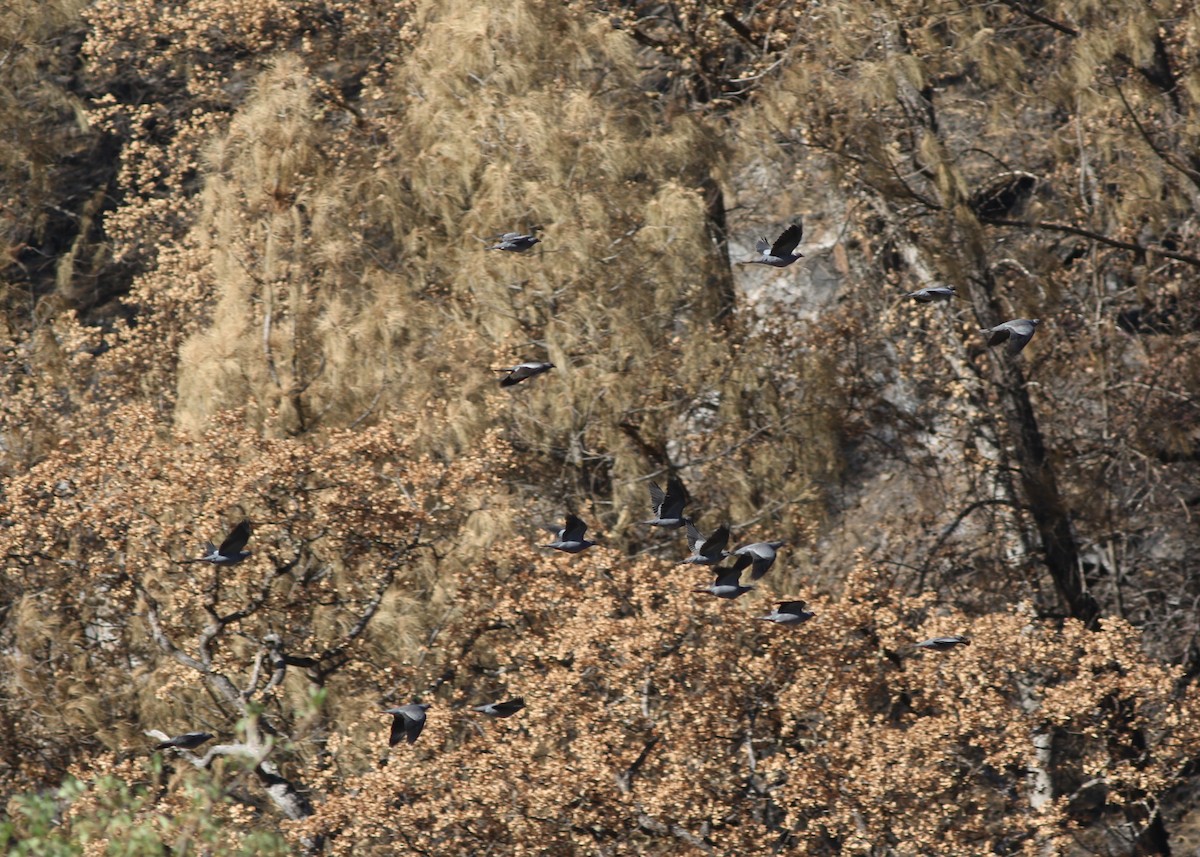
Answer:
[2,0,1200,854]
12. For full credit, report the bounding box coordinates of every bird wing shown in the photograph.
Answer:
[755,237,771,254]
[1005,321,1036,354]
[777,600,807,614]
[647,481,666,514]
[563,515,588,542]
[702,525,730,558]
[730,552,753,575]
[986,324,1012,346]
[497,697,526,717]
[770,222,803,258]
[404,711,426,744]
[685,521,703,553]
[714,565,742,587]
[218,520,252,556]
[388,714,408,746]
[661,476,688,518]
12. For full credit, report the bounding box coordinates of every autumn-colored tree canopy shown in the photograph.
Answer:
[3,1,1200,854]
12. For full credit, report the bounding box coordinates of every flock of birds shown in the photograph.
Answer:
[154,220,1020,752]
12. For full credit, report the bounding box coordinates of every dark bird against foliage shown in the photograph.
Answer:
[981,318,1041,355]
[694,565,755,600]
[472,698,526,718]
[679,522,730,566]
[756,600,815,626]
[913,635,971,651]
[154,731,214,751]
[904,285,956,303]
[542,514,596,553]
[741,221,804,268]
[497,361,555,387]
[486,230,541,252]
[183,519,252,566]
[385,703,431,746]
[643,476,689,528]
[730,540,786,580]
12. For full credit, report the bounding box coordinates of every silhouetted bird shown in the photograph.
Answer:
[486,230,541,252]
[730,540,785,580]
[981,318,1041,355]
[694,565,755,600]
[543,514,596,553]
[154,731,214,751]
[643,476,689,528]
[472,698,526,718]
[741,221,804,268]
[385,703,431,746]
[497,361,554,387]
[905,286,956,302]
[679,522,730,566]
[913,635,970,651]
[183,520,251,566]
[756,600,814,626]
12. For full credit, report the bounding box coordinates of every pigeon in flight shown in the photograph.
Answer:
[741,221,804,268]
[693,565,755,600]
[183,520,252,566]
[678,522,730,566]
[729,540,785,580]
[913,635,970,651]
[981,318,1040,355]
[643,476,689,529]
[543,514,596,553]
[385,703,431,746]
[486,230,541,252]
[154,731,214,751]
[756,600,814,626]
[904,286,956,303]
[497,361,555,387]
[472,697,526,718]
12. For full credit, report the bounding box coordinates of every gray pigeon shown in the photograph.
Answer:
[385,703,431,746]
[741,221,804,268]
[913,635,970,651]
[486,230,541,252]
[498,361,554,387]
[905,286,956,303]
[678,522,730,566]
[643,476,689,528]
[756,600,814,626]
[154,731,214,751]
[729,540,785,581]
[693,565,755,600]
[543,514,596,553]
[981,318,1041,355]
[183,520,251,566]
[472,697,526,718]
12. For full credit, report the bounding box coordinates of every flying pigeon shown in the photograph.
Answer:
[693,565,755,600]
[154,731,214,751]
[913,635,970,651]
[385,703,431,746]
[486,230,541,252]
[183,520,252,566]
[678,522,730,566]
[497,361,555,387]
[756,600,814,626]
[741,221,804,268]
[729,540,786,580]
[543,514,596,553]
[905,286,956,303]
[643,476,689,528]
[981,318,1041,355]
[472,697,526,718]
